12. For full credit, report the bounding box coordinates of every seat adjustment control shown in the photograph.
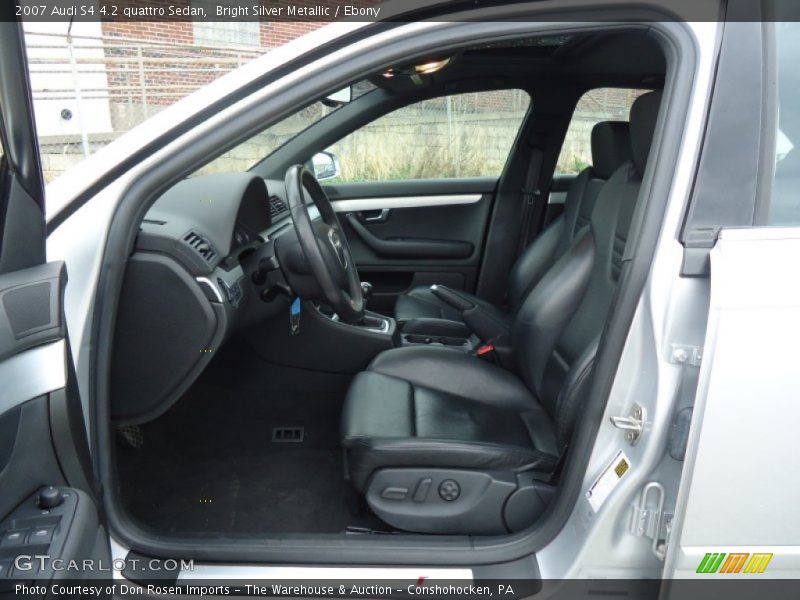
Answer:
[381,487,409,500]
[438,479,461,501]
[413,478,432,502]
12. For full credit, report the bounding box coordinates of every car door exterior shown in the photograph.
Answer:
[664,17,800,579]
[0,15,107,581]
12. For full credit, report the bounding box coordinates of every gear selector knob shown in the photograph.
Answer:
[360,281,373,300]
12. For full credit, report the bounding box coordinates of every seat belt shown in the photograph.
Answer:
[548,445,568,484]
[517,145,545,256]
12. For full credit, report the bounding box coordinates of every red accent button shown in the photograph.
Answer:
[476,343,495,357]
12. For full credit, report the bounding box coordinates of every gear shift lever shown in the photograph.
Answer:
[360,281,373,301]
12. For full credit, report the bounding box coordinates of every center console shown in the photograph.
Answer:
[243,282,482,374]
[401,332,475,350]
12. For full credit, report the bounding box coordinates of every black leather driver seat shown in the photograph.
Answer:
[394,120,632,338]
[341,92,662,535]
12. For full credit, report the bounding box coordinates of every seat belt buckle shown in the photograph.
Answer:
[475,342,496,362]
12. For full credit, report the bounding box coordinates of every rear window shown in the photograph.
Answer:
[556,87,647,174]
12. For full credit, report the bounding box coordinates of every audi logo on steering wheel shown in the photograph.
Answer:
[327,228,348,270]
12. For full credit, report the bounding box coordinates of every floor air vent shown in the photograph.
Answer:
[272,427,304,443]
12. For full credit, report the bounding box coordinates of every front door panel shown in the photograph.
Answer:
[327,178,497,313]
[0,13,107,582]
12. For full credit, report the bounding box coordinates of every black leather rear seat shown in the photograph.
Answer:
[395,120,632,338]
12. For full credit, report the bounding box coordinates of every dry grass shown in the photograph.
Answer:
[329,120,519,182]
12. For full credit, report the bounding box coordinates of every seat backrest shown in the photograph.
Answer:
[511,91,662,446]
[506,121,632,312]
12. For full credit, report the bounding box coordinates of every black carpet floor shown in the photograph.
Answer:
[115,344,387,535]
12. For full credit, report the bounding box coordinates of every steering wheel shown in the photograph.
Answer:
[284,165,364,324]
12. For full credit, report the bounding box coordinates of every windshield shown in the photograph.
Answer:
[194,80,376,176]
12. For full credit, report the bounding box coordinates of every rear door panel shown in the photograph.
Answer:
[327,178,496,313]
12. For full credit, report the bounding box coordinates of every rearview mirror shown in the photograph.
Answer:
[311,151,341,181]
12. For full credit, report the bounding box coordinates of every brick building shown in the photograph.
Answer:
[25,4,340,180]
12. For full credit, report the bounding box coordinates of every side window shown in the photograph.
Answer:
[769,22,800,225]
[324,90,530,183]
[556,87,646,175]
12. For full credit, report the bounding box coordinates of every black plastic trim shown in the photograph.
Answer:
[0,17,45,208]
[0,262,66,362]
[346,214,474,259]
[679,3,766,276]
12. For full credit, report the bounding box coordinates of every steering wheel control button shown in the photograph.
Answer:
[413,478,433,502]
[381,487,409,501]
[438,479,461,502]
[38,486,63,509]
[1,529,28,547]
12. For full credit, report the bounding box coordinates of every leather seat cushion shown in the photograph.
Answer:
[341,347,559,490]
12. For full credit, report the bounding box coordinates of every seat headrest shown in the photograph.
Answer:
[629,91,662,177]
[591,121,631,179]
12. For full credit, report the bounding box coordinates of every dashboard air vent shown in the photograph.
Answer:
[182,231,216,263]
[269,195,288,219]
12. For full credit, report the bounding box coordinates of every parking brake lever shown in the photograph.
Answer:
[430,284,475,311]
[429,285,511,360]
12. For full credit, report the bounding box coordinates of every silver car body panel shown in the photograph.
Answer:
[664,227,800,578]
[0,340,67,415]
[331,194,483,212]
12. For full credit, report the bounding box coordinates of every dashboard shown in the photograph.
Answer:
[139,173,274,274]
[110,172,295,425]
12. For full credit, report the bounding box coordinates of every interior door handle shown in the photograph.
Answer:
[361,209,390,223]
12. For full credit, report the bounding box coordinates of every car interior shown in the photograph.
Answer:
[109,28,667,540]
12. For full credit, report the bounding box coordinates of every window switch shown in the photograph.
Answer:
[27,526,55,544]
[0,530,28,547]
[0,558,13,578]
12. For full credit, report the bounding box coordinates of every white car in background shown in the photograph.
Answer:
[1,0,799,593]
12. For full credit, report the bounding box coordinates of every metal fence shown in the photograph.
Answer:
[25,31,264,182]
[26,32,642,184]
